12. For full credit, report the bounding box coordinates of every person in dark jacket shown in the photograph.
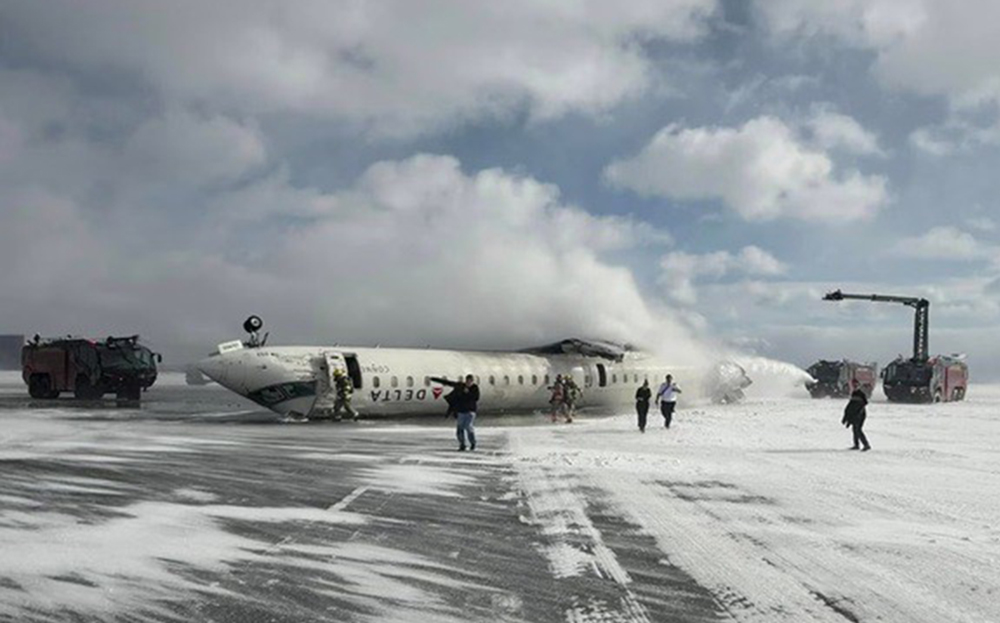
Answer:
[432,375,480,451]
[635,380,651,432]
[444,384,461,418]
[842,389,871,451]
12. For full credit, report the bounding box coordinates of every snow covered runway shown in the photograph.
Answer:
[1,375,998,621]
[510,388,1000,622]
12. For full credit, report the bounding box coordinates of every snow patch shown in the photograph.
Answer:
[358,462,477,497]
[0,499,367,620]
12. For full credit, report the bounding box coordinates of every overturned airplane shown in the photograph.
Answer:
[198,317,750,419]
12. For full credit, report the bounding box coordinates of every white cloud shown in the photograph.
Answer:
[604,115,888,222]
[739,246,788,275]
[659,245,787,304]
[889,227,994,261]
[0,153,707,363]
[1,0,718,137]
[807,107,883,155]
[123,110,267,186]
[758,1,1000,153]
[909,127,955,156]
[755,0,929,49]
[0,189,109,306]
[967,216,997,232]
[254,155,694,348]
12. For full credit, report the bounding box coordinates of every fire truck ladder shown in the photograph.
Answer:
[822,290,930,363]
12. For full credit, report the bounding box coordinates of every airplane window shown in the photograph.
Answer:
[518,375,524,385]
[489,376,495,385]
[585,375,592,386]
[373,376,380,388]
[544,374,549,386]
[391,376,398,388]
[424,376,431,387]
[504,376,510,386]
[612,374,617,384]
[634,374,638,383]
[406,376,414,387]
[531,375,537,385]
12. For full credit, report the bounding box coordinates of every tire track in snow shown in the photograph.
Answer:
[509,436,652,623]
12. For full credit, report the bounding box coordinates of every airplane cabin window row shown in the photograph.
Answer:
[370,371,650,391]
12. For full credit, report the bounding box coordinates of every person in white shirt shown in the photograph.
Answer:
[655,374,681,428]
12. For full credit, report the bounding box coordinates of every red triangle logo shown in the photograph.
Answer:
[432,387,443,399]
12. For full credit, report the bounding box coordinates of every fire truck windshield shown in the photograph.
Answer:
[884,362,932,385]
[97,344,152,370]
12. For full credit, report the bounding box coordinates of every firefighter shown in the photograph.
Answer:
[842,388,871,451]
[548,374,565,422]
[562,376,581,423]
[332,368,359,421]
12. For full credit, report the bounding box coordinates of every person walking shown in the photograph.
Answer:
[332,369,359,421]
[433,375,480,451]
[656,374,681,428]
[635,379,651,432]
[842,388,871,451]
[444,383,461,418]
[562,376,581,423]
[548,374,565,423]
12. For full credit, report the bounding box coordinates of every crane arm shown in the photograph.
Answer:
[823,290,926,307]
[823,289,929,362]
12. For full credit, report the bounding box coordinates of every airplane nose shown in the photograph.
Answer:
[197,353,247,394]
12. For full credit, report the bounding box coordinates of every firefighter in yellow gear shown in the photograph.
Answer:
[332,368,359,421]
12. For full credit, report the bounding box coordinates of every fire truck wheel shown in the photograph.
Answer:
[28,374,50,399]
[933,389,942,403]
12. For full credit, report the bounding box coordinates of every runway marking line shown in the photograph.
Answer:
[329,485,370,512]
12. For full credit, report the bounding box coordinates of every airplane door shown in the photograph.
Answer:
[344,354,362,389]
[317,352,346,396]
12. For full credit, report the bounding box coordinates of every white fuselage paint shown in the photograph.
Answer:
[198,344,687,419]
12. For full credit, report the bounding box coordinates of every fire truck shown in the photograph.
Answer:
[21,335,161,401]
[805,359,878,399]
[881,354,968,403]
[823,290,969,403]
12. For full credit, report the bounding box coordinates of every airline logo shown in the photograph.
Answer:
[432,387,443,399]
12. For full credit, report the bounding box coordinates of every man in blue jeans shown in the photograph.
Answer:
[432,374,480,451]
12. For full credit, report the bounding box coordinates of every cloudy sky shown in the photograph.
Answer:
[2,0,999,374]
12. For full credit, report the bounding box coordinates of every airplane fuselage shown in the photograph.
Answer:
[198,343,682,418]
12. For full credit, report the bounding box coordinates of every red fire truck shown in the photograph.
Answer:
[805,359,878,398]
[22,335,161,401]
